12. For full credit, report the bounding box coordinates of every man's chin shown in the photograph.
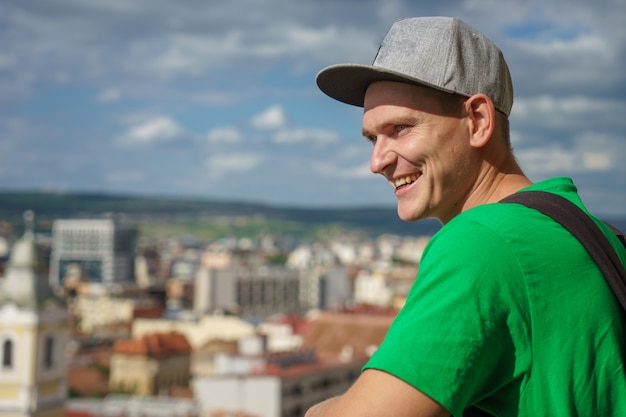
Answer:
[396,207,422,223]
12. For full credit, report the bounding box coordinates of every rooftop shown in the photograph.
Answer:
[113,331,191,357]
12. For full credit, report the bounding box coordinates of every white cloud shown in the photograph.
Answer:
[97,88,122,102]
[138,23,375,79]
[516,147,577,174]
[339,144,371,159]
[116,116,185,146]
[205,153,262,179]
[516,34,610,58]
[273,128,338,144]
[513,95,626,130]
[572,131,624,172]
[207,127,242,144]
[312,161,373,179]
[138,35,220,77]
[250,105,286,130]
[0,53,18,70]
[515,95,615,116]
[517,144,614,176]
[1,1,624,213]
[582,153,611,171]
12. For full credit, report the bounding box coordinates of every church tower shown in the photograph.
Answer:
[0,211,69,417]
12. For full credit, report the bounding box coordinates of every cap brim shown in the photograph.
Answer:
[316,63,457,108]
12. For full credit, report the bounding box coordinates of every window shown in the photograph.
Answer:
[2,339,13,369]
[44,336,54,368]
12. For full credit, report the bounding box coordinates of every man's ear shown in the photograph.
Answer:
[465,94,495,148]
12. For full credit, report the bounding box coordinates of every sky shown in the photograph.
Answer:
[1,0,625,217]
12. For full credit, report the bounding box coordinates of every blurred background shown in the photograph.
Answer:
[0,0,624,215]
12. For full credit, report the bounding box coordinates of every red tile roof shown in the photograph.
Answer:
[67,367,110,397]
[113,331,191,357]
[302,312,394,360]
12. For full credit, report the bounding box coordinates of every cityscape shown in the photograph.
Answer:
[2,2,624,416]
[0,202,435,417]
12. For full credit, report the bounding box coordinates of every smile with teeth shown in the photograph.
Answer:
[390,174,420,190]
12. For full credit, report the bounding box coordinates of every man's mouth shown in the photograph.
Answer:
[389,174,420,190]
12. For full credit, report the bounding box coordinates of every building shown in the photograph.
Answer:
[0,212,69,417]
[132,314,258,378]
[109,332,191,396]
[194,264,302,318]
[71,294,162,335]
[165,278,195,311]
[132,315,256,351]
[353,270,393,306]
[317,267,351,310]
[191,310,394,417]
[193,354,366,417]
[48,218,137,290]
[66,395,200,417]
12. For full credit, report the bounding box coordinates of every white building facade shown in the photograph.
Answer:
[192,358,365,417]
[0,217,69,417]
[48,219,137,289]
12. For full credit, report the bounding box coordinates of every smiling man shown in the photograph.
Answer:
[308,17,626,417]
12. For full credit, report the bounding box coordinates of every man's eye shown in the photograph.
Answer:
[396,125,408,132]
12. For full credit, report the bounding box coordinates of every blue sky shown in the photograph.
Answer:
[1,0,625,217]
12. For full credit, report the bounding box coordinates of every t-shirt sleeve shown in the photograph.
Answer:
[364,219,531,416]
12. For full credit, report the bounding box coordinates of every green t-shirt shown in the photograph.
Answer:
[364,177,626,416]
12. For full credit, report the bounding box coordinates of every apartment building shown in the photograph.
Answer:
[194,264,302,318]
[48,218,137,290]
[193,353,366,417]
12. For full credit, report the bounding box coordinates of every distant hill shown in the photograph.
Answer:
[3,190,624,241]
[0,191,442,239]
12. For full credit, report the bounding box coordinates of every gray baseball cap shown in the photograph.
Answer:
[316,17,514,116]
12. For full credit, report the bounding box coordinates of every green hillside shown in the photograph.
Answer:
[0,191,442,240]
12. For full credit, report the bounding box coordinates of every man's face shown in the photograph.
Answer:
[362,81,478,223]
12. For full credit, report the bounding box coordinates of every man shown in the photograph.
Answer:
[306,17,626,417]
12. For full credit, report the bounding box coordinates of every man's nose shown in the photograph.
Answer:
[370,137,394,175]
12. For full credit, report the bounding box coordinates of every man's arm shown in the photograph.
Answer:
[304,368,450,417]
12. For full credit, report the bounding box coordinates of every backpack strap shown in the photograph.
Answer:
[500,190,626,312]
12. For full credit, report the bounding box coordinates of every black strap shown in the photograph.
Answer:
[500,191,626,312]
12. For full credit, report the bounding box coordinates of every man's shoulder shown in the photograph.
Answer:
[444,201,533,237]
[429,195,568,257]
[424,203,526,263]
[441,177,581,239]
